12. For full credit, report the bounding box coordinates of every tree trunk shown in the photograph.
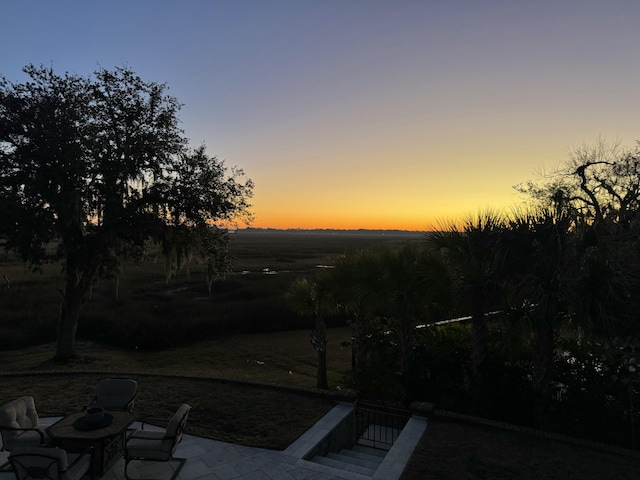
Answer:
[312,317,328,389]
[56,278,84,360]
[470,312,487,382]
[397,322,415,376]
[533,319,555,398]
[317,349,328,389]
[351,318,367,369]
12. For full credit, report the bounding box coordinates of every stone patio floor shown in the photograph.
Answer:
[0,403,426,480]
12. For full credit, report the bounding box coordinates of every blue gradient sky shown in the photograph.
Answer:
[2,1,639,230]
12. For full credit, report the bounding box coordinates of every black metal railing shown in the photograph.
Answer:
[355,401,411,449]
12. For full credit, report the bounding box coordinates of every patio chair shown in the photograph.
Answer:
[0,396,49,471]
[9,446,91,480]
[93,378,137,411]
[124,403,191,480]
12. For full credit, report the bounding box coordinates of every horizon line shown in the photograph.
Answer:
[234,227,431,234]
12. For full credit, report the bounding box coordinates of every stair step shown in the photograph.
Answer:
[360,424,401,444]
[312,455,377,476]
[357,424,401,450]
[338,448,385,467]
[351,444,388,458]
[356,438,392,451]
[328,451,381,470]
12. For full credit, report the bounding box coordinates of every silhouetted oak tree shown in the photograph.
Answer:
[0,65,253,360]
[516,139,640,231]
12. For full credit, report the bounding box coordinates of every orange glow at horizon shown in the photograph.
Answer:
[245,143,537,231]
[248,195,520,232]
[250,213,438,232]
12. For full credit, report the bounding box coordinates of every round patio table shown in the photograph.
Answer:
[46,410,135,476]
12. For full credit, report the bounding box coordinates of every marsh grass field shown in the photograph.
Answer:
[3,229,640,479]
[0,229,422,349]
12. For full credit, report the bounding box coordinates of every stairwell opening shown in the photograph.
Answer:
[304,401,413,477]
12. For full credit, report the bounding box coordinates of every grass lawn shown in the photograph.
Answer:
[0,327,354,450]
[0,327,354,388]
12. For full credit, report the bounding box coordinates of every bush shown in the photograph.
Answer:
[346,335,404,400]
[548,338,640,448]
[404,326,470,408]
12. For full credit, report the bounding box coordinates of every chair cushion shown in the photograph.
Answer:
[0,396,39,429]
[125,404,191,462]
[96,378,137,411]
[0,397,41,448]
[165,404,191,455]
[3,426,47,450]
[126,430,171,461]
[165,404,191,438]
[10,445,66,464]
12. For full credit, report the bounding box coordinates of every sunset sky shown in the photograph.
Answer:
[2,1,639,231]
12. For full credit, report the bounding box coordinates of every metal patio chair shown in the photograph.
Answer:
[92,378,138,412]
[0,396,49,471]
[124,403,191,480]
[9,446,91,480]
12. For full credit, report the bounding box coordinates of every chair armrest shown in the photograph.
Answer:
[0,425,46,444]
[138,418,168,430]
[127,430,164,441]
[125,393,137,411]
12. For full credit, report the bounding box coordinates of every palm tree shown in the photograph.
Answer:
[323,243,453,386]
[378,243,451,376]
[285,277,335,389]
[426,211,506,387]
[325,249,385,370]
[502,208,575,399]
